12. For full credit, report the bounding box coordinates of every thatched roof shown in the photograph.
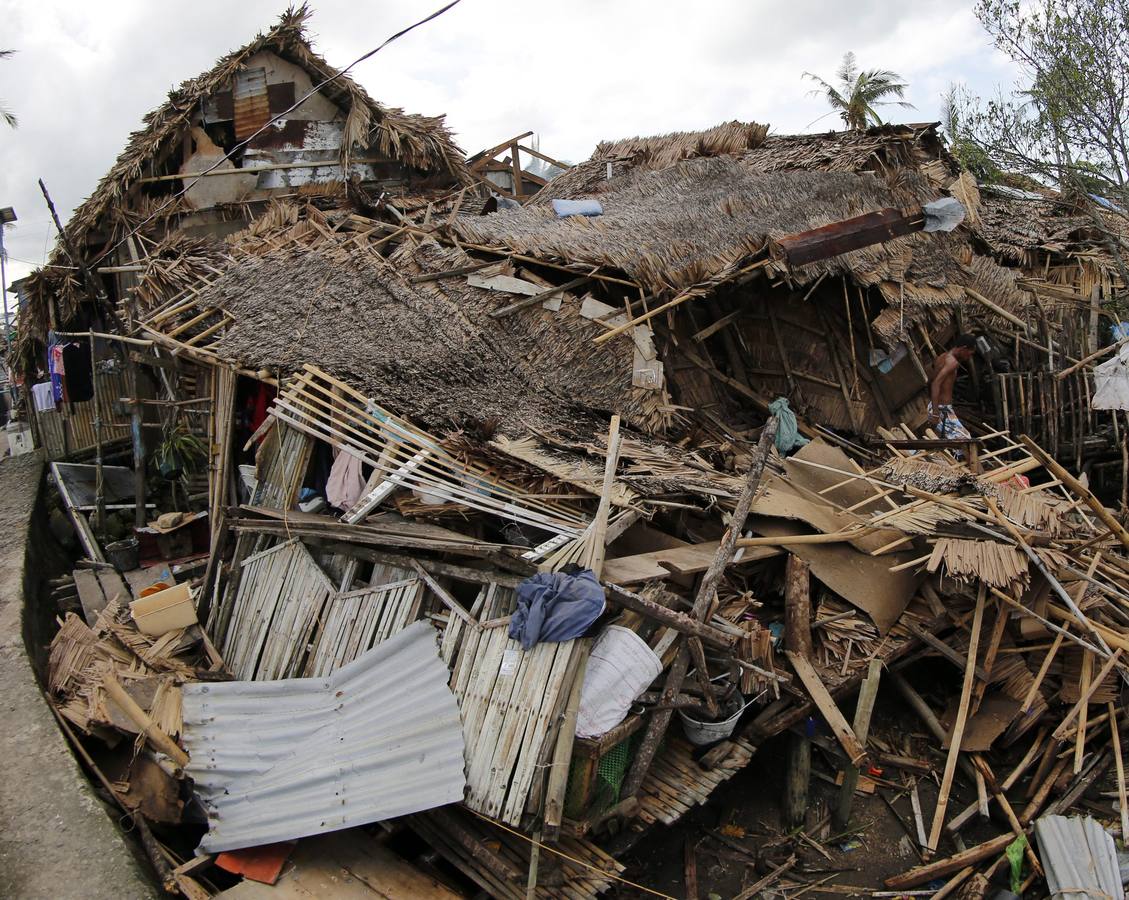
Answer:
[460,121,1046,343]
[149,209,660,437]
[66,5,469,250]
[16,6,470,361]
[458,157,928,294]
[977,185,1127,271]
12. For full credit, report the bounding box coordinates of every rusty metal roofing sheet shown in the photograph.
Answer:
[182,620,466,853]
[233,66,270,140]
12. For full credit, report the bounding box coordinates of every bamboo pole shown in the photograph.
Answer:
[102,673,189,767]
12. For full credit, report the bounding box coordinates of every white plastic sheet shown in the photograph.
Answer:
[575,625,662,739]
[1092,343,1129,410]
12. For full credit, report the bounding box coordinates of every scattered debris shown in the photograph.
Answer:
[13,8,1129,899]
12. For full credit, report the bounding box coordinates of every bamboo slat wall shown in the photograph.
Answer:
[33,371,132,460]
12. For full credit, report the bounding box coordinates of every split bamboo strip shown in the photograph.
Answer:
[925,583,986,853]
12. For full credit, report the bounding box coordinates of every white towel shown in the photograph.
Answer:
[31,382,55,412]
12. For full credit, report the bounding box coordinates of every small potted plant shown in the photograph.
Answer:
[154,421,207,481]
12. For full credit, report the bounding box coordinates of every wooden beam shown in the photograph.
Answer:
[786,651,867,767]
[605,584,737,648]
[102,673,189,767]
[833,658,882,830]
[468,131,535,170]
[925,583,986,853]
[516,143,572,172]
[777,208,922,267]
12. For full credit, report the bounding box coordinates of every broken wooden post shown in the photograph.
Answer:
[833,657,882,831]
[620,418,777,801]
[784,553,813,829]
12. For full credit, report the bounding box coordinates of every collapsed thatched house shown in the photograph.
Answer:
[14,5,469,458]
[23,12,1129,897]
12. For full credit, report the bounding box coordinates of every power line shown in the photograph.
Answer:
[75,0,463,270]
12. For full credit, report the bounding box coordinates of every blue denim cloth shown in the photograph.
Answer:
[508,569,606,650]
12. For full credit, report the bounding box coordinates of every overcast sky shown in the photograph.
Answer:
[0,0,1021,287]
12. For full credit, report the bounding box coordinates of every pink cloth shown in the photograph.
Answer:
[326,450,366,511]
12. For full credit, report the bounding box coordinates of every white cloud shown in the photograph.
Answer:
[0,0,1021,288]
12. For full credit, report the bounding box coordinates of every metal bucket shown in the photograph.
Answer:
[679,695,753,746]
[105,537,139,573]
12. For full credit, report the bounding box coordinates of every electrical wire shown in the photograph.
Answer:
[79,0,463,270]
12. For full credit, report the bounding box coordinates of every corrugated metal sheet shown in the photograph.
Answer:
[233,67,270,140]
[1034,814,1124,900]
[182,620,466,853]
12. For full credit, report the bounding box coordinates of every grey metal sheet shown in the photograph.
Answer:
[183,620,466,853]
[1034,814,1124,900]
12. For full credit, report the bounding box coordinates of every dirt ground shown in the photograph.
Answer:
[611,670,1028,899]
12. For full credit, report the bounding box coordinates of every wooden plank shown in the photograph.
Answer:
[785,651,866,766]
[1110,702,1129,843]
[1052,648,1123,741]
[603,542,780,585]
[925,583,986,853]
[73,568,109,625]
[216,831,461,899]
[410,560,478,629]
[489,276,590,319]
[466,274,542,296]
[777,207,921,266]
[833,658,882,829]
[906,623,990,680]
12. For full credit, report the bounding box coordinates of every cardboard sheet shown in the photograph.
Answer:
[748,517,922,634]
[783,440,892,514]
[941,693,1023,751]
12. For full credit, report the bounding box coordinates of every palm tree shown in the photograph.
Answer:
[804,52,914,130]
[0,50,17,128]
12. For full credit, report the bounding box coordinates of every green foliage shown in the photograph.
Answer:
[966,1,1129,205]
[153,421,207,480]
[804,51,915,130]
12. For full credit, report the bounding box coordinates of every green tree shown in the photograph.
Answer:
[804,52,914,130]
[941,83,1000,182]
[0,50,16,128]
[957,0,1129,275]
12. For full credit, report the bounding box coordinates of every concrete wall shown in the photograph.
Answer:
[0,453,156,899]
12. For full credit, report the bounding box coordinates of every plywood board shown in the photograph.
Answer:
[748,517,921,633]
[941,694,1022,751]
[603,541,781,585]
[751,473,902,555]
[217,830,461,899]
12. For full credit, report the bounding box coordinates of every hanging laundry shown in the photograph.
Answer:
[62,342,94,403]
[248,382,276,435]
[31,382,56,412]
[325,449,366,511]
[48,339,65,404]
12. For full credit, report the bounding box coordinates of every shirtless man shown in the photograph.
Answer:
[928,334,977,440]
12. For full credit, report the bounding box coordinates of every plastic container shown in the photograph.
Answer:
[130,582,197,636]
